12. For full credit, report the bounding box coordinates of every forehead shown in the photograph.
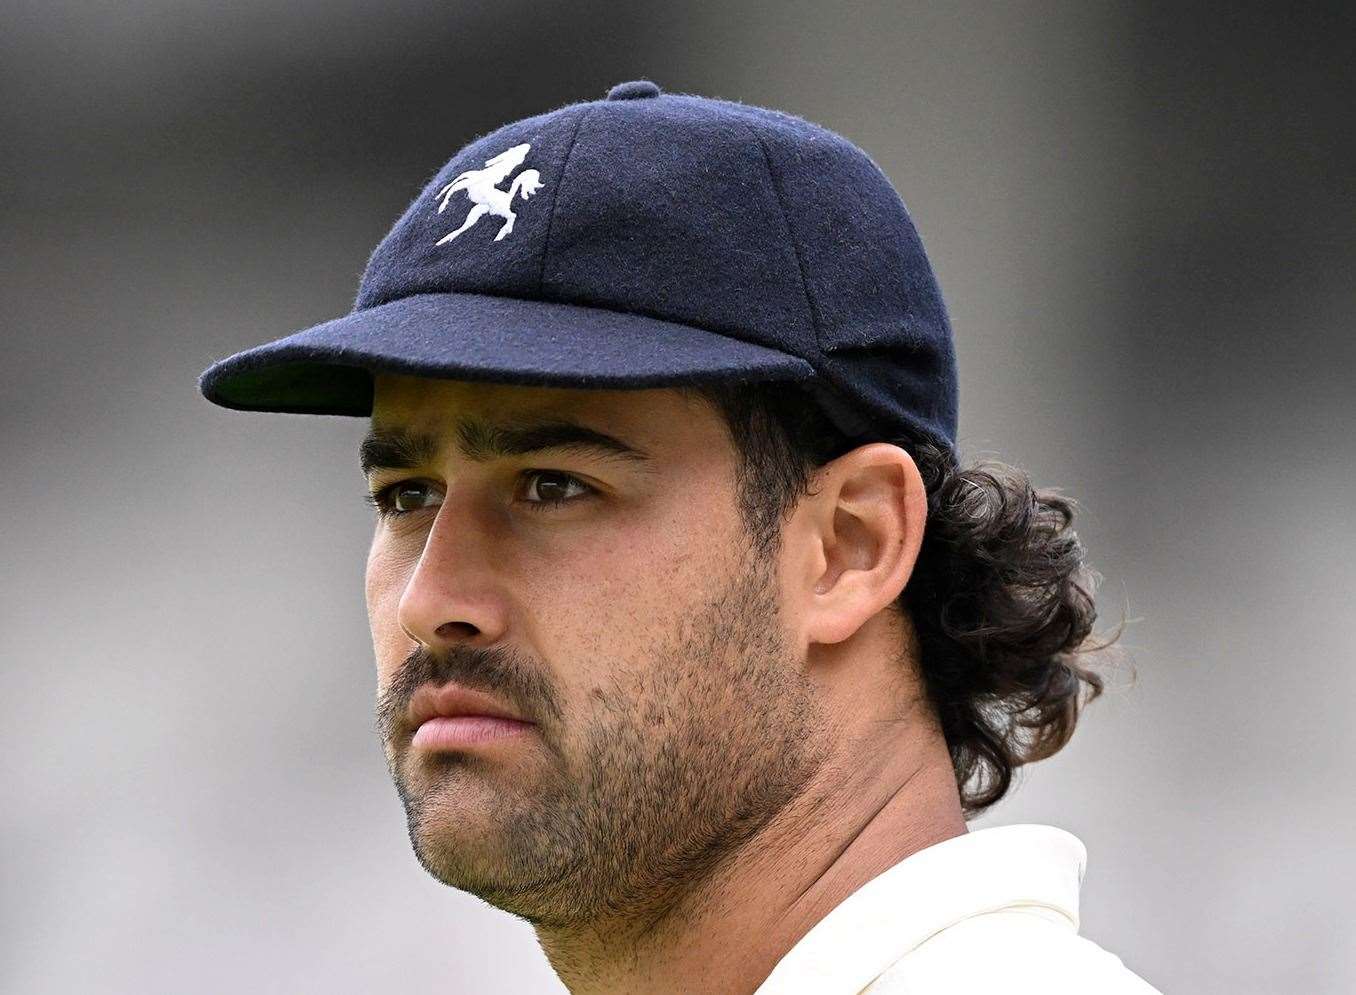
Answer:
[369,372,719,445]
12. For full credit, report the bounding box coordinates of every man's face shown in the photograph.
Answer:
[364,373,830,930]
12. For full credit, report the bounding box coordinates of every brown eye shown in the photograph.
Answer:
[367,480,441,518]
[392,482,436,512]
[521,470,591,508]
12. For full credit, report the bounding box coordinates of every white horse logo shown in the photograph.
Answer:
[432,143,544,244]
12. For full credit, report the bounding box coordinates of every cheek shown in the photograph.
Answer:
[364,541,390,613]
[365,527,424,606]
[365,541,413,674]
[522,497,732,651]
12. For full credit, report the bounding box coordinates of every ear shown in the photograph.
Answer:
[790,443,927,647]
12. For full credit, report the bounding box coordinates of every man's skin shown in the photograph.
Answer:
[364,372,968,995]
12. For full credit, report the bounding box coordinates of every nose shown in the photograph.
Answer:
[395,491,509,651]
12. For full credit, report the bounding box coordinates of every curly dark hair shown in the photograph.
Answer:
[681,380,1130,819]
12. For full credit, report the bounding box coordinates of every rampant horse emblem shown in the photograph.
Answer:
[432,143,544,244]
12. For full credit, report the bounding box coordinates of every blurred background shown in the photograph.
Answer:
[3,1,1352,992]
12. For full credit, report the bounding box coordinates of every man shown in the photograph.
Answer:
[199,80,1162,994]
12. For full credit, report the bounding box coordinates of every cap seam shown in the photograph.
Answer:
[366,287,818,357]
[537,104,595,296]
[742,120,827,355]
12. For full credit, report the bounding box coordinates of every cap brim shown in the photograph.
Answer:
[198,291,817,415]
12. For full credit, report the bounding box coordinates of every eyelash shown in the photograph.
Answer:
[364,470,594,520]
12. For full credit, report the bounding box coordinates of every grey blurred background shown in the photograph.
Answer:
[3,1,1353,992]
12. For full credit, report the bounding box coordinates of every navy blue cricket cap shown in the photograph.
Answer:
[198,79,958,456]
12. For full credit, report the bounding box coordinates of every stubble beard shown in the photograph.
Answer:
[385,542,832,933]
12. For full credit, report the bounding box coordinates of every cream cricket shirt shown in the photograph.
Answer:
[752,823,1163,994]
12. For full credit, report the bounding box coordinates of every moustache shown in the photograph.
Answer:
[374,642,561,744]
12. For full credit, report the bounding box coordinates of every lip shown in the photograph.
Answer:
[411,715,534,751]
[407,682,534,733]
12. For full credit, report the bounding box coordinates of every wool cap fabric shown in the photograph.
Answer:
[198,79,959,456]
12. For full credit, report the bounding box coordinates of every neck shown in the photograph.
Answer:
[532,718,967,995]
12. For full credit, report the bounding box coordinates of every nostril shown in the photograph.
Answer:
[435,621,481,641]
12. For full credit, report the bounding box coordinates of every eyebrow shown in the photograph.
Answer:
[359,416,654,477]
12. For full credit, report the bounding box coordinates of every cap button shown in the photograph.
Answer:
[606,80,662,101]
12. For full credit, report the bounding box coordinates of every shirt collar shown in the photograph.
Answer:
[752,823,1088,995]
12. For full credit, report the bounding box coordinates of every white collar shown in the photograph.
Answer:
[752,823,1087,995]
